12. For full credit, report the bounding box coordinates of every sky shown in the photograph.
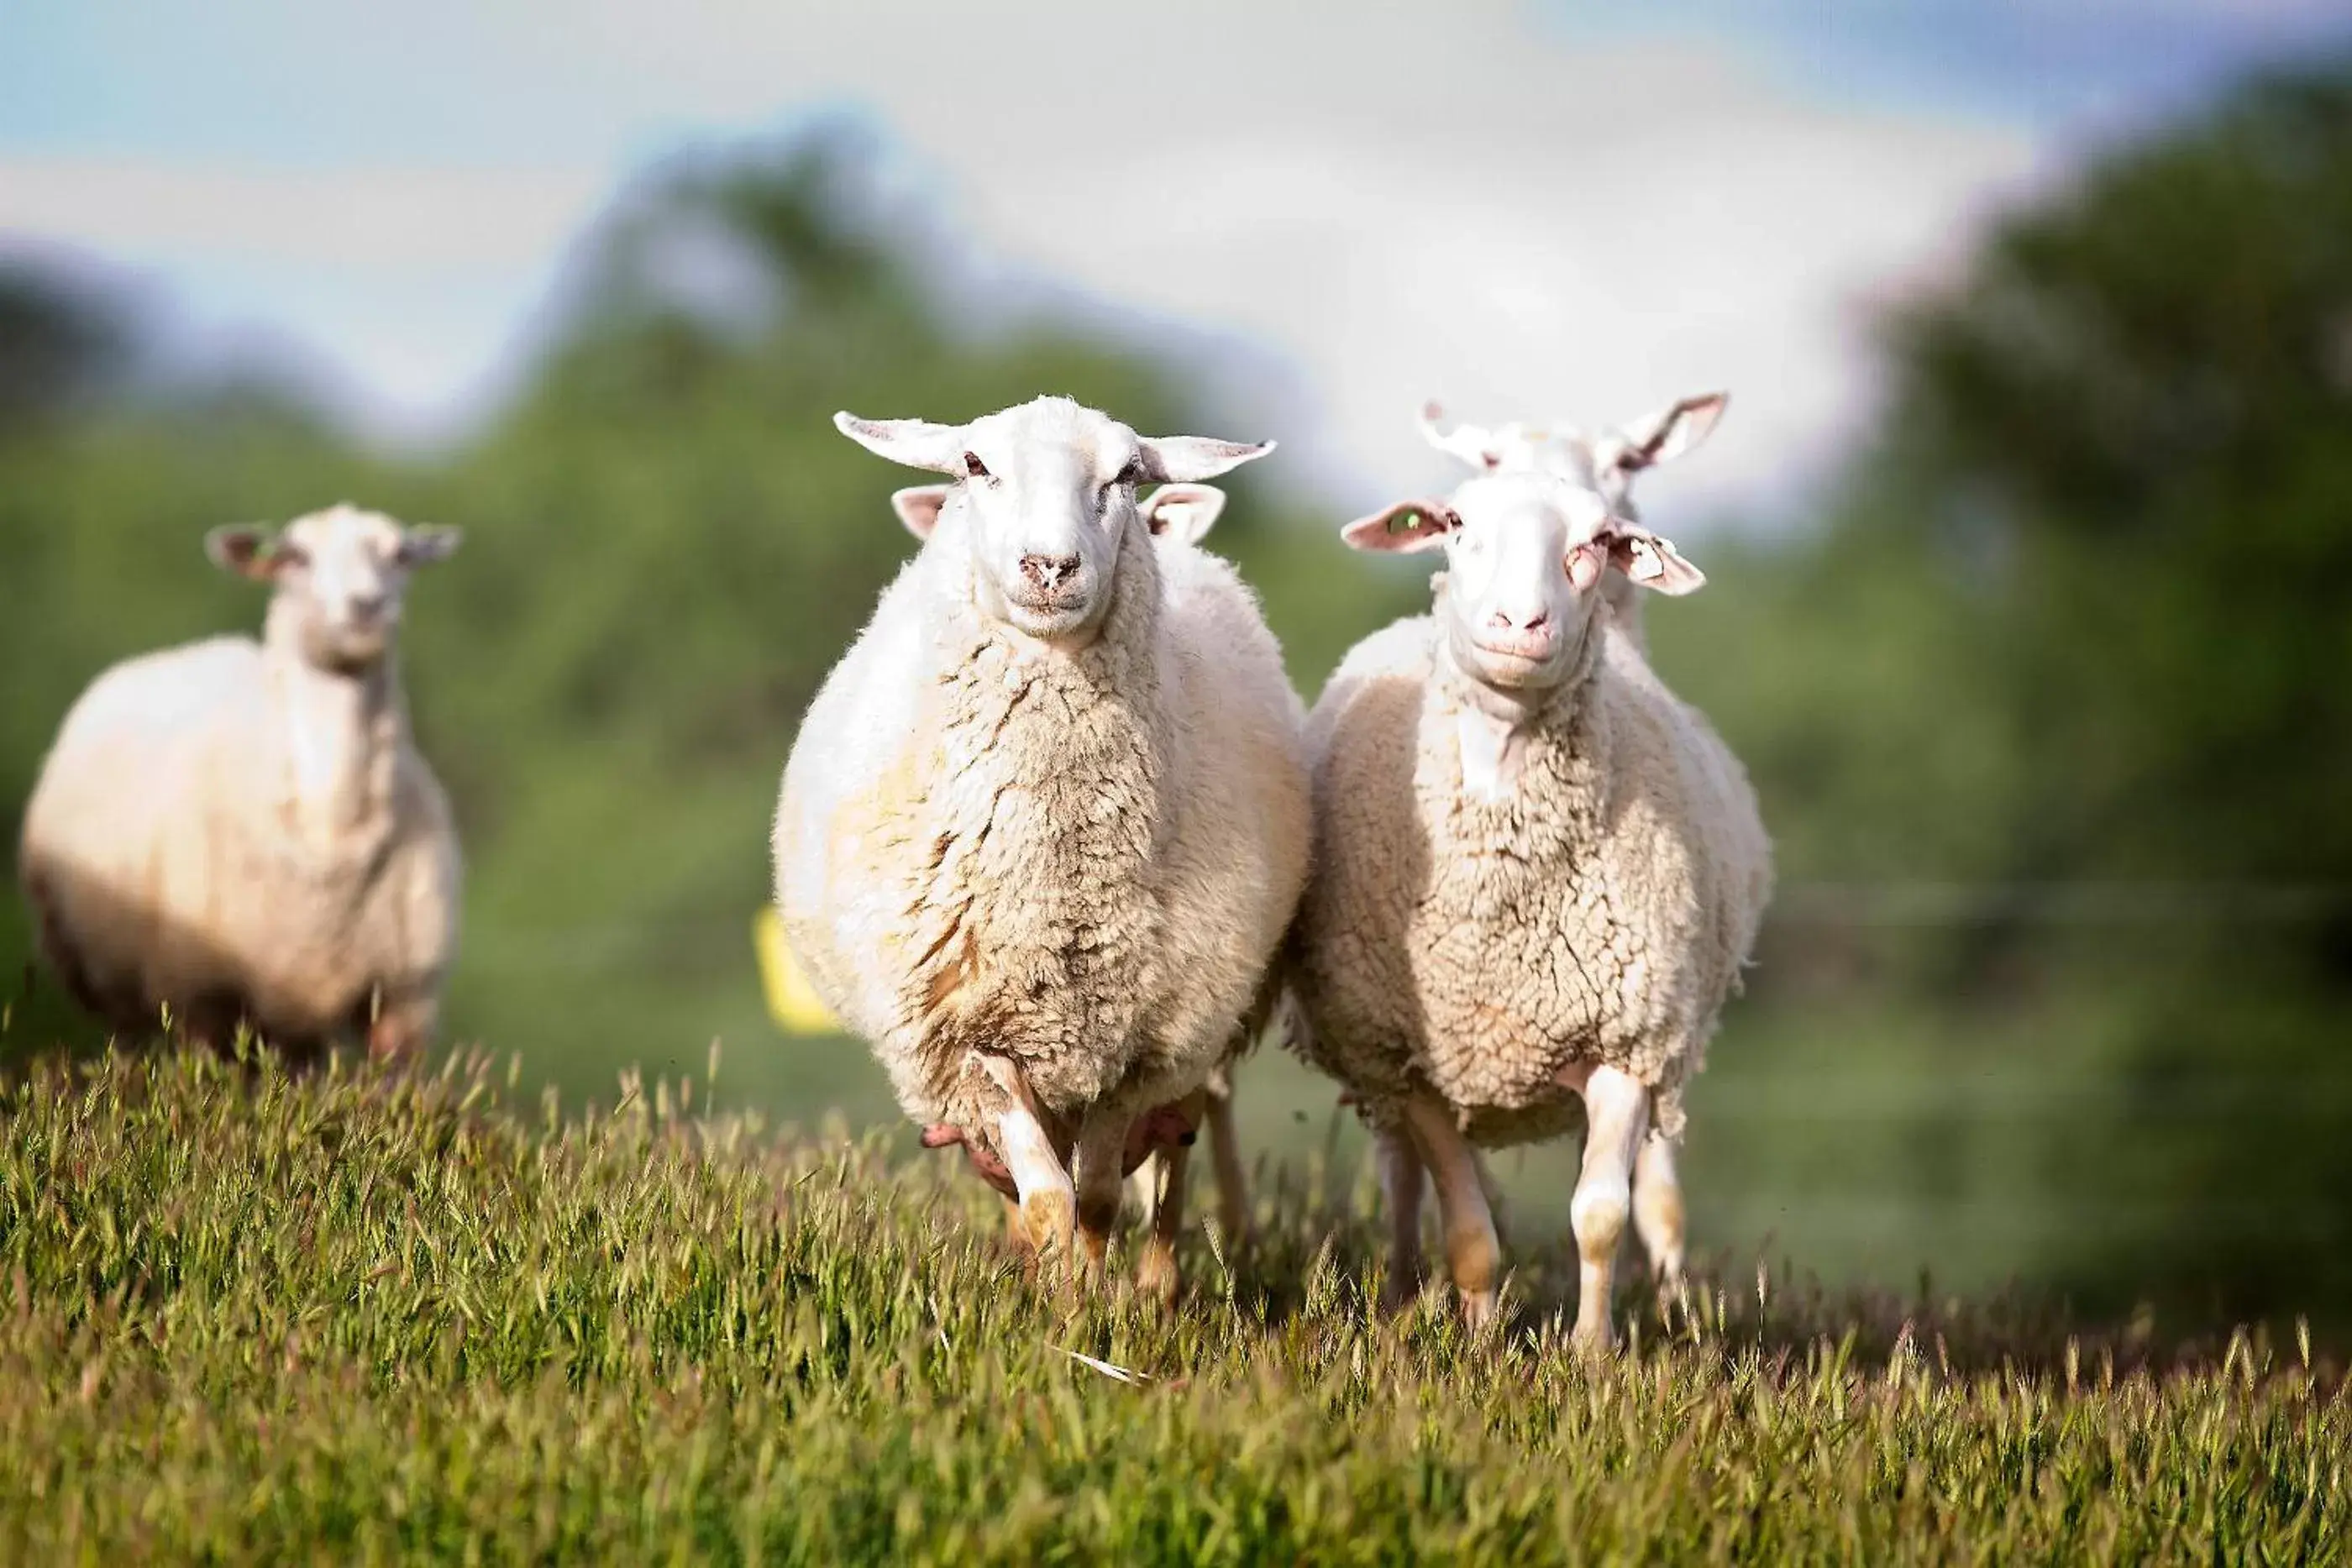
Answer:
[3,0,2348,519]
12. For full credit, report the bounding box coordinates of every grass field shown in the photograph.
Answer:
[1,1048,2343,1563]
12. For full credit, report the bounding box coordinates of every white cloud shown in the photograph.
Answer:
[0,0,2047,515]
[533,0,2045,515]
[0,157,600,275]
[0,155,605,438]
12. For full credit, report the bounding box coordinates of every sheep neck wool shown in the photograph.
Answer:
[260,635,408,870]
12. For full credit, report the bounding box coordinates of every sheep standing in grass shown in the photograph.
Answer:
[1417,392,1727,656]
[884,477,1269,1246]
[1414,391,1729,1286]
[1289,467,1769,1350]
[20,506,465,1061]
[773,396,1310,1296]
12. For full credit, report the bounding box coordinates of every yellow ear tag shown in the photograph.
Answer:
[753,906,841,1035]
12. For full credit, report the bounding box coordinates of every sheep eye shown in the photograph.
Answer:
[962,452,990,480]
[1114,459,1142,487]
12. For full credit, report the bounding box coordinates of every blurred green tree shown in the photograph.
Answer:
[1660,64,2352,1328]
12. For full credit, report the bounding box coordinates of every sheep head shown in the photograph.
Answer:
[1341,470,1704,695]
[835,396,1271,647]
[207,505,461,674]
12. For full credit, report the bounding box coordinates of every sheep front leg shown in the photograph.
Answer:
[1401,1093,1500,1330]
[1138,1086,1213,1307]
[1069,1110,1137,1287]
[1130,1148,1183,1303]
[967,1054,1078,1266]
[1376,1122,1428,1313]
[1567,1064,1651,1356]
[999,1193,1035,1256]
[1632,1130,1688,1303]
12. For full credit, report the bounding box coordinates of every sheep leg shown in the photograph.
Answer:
[1632,1131,1688,1303]
[999,1193,1035,1256]
[1133,1092,1208,1305]
[1568,1064,1650,1356]
[968,1054,1078,1267]
[1124,1159,1160,1235]
[176,992,248,1057]
[1069,1110,1136,1287]
[1400,1093,1500,1330]
[1203,1078,1249,1241]
[1376,1122,1428,1313]
[364,988,437,1065]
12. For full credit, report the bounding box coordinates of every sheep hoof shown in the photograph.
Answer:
[1379,1263,1425,1318]
[1135,1239,1179,1306]
[1651,1261,1691,1319]
[1571,1314,1618,1361]
[1459,1287,1499,1335]
[367,1016,417,1064]
[1075,1225,1111,1289]
[1021,1188,1077,1266]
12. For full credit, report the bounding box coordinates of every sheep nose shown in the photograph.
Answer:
[1021,553,1081,590]
[1486,608,1550,632]
[348,593,387,621]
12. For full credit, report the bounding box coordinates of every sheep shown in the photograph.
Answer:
[772,395,1310,1296]
[1414,391,1729,1292]
[1288,466,1771,1350]
[1416,392,1727,656]
[887,475,1263,1246]
[19,504,465,1062]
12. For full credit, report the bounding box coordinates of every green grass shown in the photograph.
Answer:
[0,1049,2343,1564]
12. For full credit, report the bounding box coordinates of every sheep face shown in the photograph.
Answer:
[833,396,1271,648]
[206,505,462,673]
[1341,471,1706,694]
[1418,392,1728,519]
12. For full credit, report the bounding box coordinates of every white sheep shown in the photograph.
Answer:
[1289,467,1770,1350]
[773,396,1310,1295]
[886,475,1264,1245]
[1415,391,1729,1292]
[1417,393,1727,655]
[19,505,465,1061]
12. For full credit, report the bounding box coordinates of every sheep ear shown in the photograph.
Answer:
[1340,499,1458,554]
[204,526,283,582]
[890,485,951,540]
[832,411,973,475]
[1614,392,1728,472]
[398,525,464,566]
[1136,434,1273,484]
[1418,401,1502,470]
[1606,527,1707,595]
[1140,483,1226,544]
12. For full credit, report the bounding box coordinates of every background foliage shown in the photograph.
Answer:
[5,69,2348,1335]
